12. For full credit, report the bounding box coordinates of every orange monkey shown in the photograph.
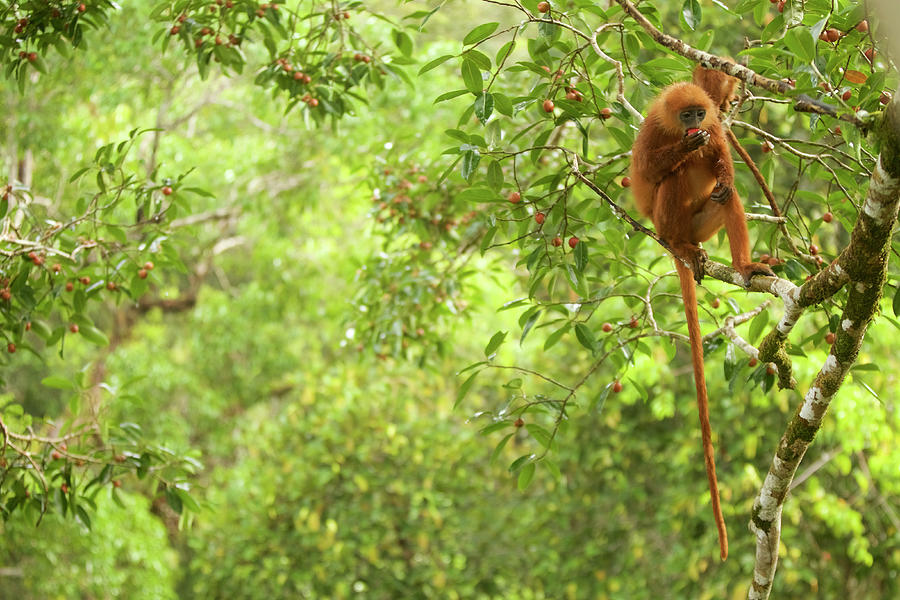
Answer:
[630,77,773,561]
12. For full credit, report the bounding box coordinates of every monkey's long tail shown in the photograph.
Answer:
[675,261,728,561]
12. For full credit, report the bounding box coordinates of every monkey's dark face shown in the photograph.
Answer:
[679,106,707,130]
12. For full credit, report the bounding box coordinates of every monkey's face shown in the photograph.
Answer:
[679,106,707,131]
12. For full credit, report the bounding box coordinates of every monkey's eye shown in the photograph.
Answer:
[695,109,706,120]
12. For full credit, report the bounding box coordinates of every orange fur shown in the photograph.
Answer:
[630,80,773,562]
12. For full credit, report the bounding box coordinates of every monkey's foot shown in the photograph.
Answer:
[673,245,708,284]
[710,182,732,204]
[735,262,775,287]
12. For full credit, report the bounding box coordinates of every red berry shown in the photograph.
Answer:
[761,141,773,153]
[552,236,562,247]
[0,289,10,301]
[161,186,173,196]
[514,417,525,428]
[113,480,122,488]
[711,298,720,309]
[60,483,69,493]
[53,263,62,273]
[24,322,31,331]
[621,176,631,188]
[748,357,758,367]
[27,52,37,62]
[144,261,155,271]
[600,107,612,119]
[826,28,841,43]
[823,211,833,223]
[825,332,836,344]
[537,1,550,13]
[834,126,842,135]
[170,25,180,35]
[65,282,74,292]
[542,99,555,113]
[865,48,876,63]
[52,451,62,460]
[819,31,829,42]
[78,3,86,12]
[138,269,148,279]
[602,322,612,332]
[856,20,868,33]
[106,281,117,291]
[568,236,579,248]
[841,90,852,101]
[308,98,319,107]
[69,324,79,333]
[80,276,90,285]
[612,381,623,393]
[508,191,521,204]
[766,363,777,375]
[881,92,892,105]
[535,212,545,225]
[777,1,785,12]
[6,343,15,354]
[629,317,638,329]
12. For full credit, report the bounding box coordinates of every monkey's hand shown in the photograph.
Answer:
[682,129,710,151]
[710,182,732,203]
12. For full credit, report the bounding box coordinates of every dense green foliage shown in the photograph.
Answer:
[0,0,898,598]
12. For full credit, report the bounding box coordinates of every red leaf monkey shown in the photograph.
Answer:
[629,70,773,561]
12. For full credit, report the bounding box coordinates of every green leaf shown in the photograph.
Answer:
[574,323,595,351]
[458,187,496,203]
[79,326,110,347]
[517,462,536,490]
[461,58,483,93]
[543,323,570,351]
[434,89,470,103]
[455,370,480,409]
[749,311,770,344]
[520,310,541,345]
[681,0,701,31]
[41,376,76,391]
[462,22,500,46]
[419,54,454,75]
[573,240,588,272]
[525,424,553,449]
[484,330,507,356]
[893,284,900,317]
[391,29,414,57]
[486,160,504,191]
[474,92,494,124]
[490,433,515,464]
[461,149,481,181]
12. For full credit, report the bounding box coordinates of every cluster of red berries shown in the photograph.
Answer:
[275,57,312,83]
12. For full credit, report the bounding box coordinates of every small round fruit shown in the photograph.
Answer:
[53,263,62,273]
[514,417,525,428]
[568,236,579,248]
[809,244,819,255]
[537,1,550,13]
[766,363,777,375]
[78,3,86,12]
[629,317,638,329]
[52,451,62,460]
[856,20,868,33]
[777,1,785,12]
[308,98,319,107]
[24,322,31,331]
[711,298,720,309]
[0,289,10,301]
[65,282,74,292]
[834,126,842,135]
[508,191,521,204]
[60,484,69,493]
[535,212,545,225]
[823,211,833,223]
[552,236,562,247]
[826,28,841,43]
[80,276,90,285]
[881,92,892,105]
[6,343,15,354]
[161,186,173,196]
[621,176,631,188]
[761,141,773,153]
[144,261,155,271]
[599,107,612,119]
[138,269,148,279]
[841,90,852,101]
[170,25,180,35]
[69,324,79,333]
[864,48,876,63]
[748,357,758,367]
[602,322,612,332]
[106,281,117,291]
[825,332,836,344]
[612,381,623,393]
[542,99,555,113]
[27,52,37,62]
[113,480,122,488]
